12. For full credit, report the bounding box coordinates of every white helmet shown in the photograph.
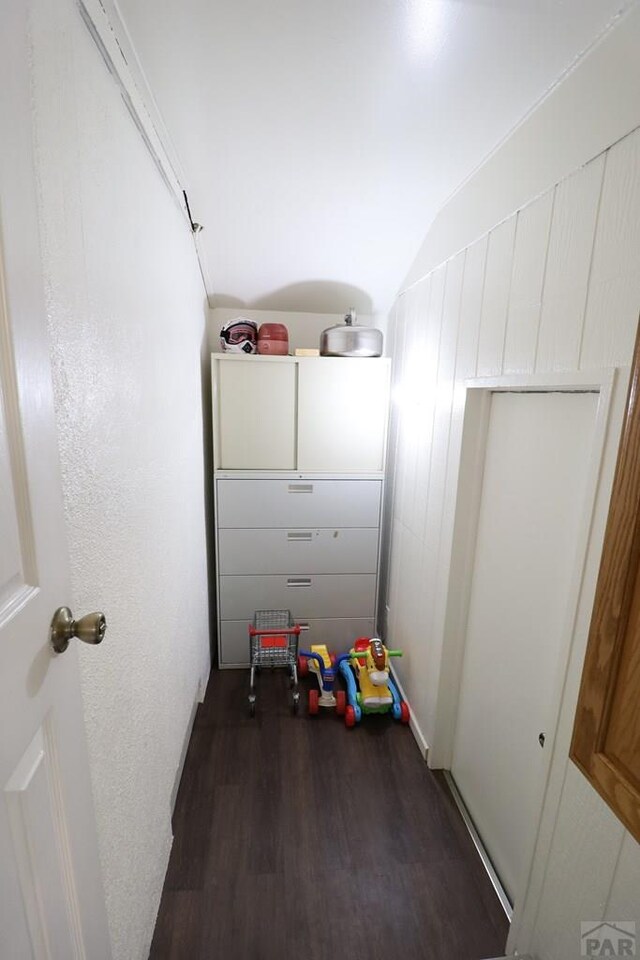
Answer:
[220,317,258,354]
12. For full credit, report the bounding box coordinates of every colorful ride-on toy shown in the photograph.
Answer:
[337,637,410,728]
[298,645,346,717]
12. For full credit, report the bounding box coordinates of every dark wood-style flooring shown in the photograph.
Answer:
[149,669,508,960]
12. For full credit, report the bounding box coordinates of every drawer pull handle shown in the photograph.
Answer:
[288,484,313,494]
[287,578,312,587]
[287,532,313,541]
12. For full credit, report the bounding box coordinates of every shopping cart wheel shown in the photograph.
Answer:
[308,689,319,715]
[335,690,346,716]
[292,692,300,715]
[249,699,256,718]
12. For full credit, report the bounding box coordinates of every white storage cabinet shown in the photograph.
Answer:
[211,354,390,667]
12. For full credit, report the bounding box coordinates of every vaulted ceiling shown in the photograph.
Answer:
[117,0,632,314]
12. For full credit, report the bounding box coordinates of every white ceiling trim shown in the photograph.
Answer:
[76,0,214,298]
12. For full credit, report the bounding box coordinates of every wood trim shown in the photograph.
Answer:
[570,317,640,842]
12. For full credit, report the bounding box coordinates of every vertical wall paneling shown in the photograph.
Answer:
[536,155,605,372]
[396,279,429,534]
[384,120,640,958]
[392,272,442,715]
[581,129,640,368]
[398,265,448,720]
[503,191,554,374]
[456,235,487,380]
[605,831,640,920]
[476,217,517,376]
[378,300,399,637]
[392,291,412,533]
[407,276,438,539]
[386,295,407,640]
[505,374,630,957]
[529,764,626,960]
[413,265,445,541]
[422,253,467,740]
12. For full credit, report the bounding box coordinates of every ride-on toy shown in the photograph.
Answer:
[298,644,346,716]
[337,637,410,728]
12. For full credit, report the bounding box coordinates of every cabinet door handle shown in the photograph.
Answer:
[288,483,313,494]
[287,532,313,541]
[287,578,312,587]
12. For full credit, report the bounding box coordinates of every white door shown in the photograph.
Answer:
[451,391,598,905]
[0,3,111,957]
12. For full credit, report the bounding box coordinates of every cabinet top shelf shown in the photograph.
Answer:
[211,353,389,364]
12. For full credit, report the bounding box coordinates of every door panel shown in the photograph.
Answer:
[216,359,296,469]
[5,722,83,959]
[451,391,598,904]
[0,318,37,622]
[0,2,110,956]
[297,358,390,473]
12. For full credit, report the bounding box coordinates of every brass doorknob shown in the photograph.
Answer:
[50,606,107,654]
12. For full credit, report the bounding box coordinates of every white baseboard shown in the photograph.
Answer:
[390,664,429,761]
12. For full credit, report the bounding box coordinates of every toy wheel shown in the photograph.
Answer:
[345,705,356,728]
[308,689,319,715]
[400,702,410,724]
[297,655,308,677]
[335,690,346,716]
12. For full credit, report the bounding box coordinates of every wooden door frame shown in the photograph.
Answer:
[571,323,640,842]
[433,368,616,918]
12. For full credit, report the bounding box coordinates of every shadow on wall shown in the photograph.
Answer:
[211,280,374,315]
[199,300,217,667]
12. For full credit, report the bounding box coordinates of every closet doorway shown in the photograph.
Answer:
[447,381,608,912]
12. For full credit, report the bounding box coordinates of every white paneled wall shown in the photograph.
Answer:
[384,126,640,957]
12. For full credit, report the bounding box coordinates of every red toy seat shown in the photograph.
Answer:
[353,637,371,652]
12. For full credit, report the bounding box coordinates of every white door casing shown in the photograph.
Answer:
[0,2,111,957]
[450,389,600,907]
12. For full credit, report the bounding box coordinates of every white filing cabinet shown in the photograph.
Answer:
[211,354,390,667]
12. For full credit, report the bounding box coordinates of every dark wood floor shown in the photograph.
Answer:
[149,669,509,960]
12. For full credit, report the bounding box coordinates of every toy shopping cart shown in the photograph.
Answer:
[248,609,301,717]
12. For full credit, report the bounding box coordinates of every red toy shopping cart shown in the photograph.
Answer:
[248,609,301,717]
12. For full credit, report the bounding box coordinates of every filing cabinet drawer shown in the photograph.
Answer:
[219,574,376,621]
[220,617,376,666]
[216,478,382,529]
[218,528,379,575]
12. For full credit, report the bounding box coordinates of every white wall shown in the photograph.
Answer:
[404,2,640,288]
[209,306,381,354]
[29,1,210,958]
[383,8,640,958]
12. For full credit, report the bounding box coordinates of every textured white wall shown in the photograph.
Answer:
[383,12,640,958]
[29,1,210,958]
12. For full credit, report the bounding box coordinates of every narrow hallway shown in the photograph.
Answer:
[150,671,508,959]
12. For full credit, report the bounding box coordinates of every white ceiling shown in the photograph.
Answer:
[117,0,632,314]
